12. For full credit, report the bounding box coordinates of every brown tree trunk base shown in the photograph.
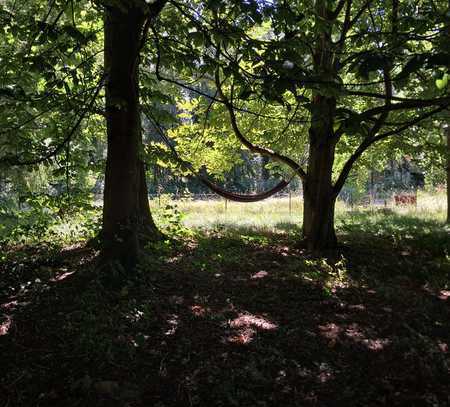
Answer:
[302,192,338,252]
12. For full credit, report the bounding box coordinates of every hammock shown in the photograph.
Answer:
[199,176,291,203]
[149,118,293,202]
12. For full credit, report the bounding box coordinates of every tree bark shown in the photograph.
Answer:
[101,6,159,269]
[302,1,339,251]
[302,95,338,251]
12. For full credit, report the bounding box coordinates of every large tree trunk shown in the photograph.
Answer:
[101,6,159,268]
[302,96,338,251]
[302,1,339,251]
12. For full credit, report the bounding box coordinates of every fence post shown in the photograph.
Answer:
[289,191,292,216]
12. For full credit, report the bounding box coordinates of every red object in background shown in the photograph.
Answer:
[394,194,417,206]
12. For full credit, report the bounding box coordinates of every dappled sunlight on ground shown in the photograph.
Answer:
[250,270,269,279]
[227,312,278,345]
[1,215,449,406]
[319,321,391,352]
[0,314,11,336]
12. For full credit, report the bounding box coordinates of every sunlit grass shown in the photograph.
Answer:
[152,195,303,231]
[1,191,446,245]
[150,191,447,233]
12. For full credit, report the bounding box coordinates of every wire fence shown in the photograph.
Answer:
[145,188,432,216]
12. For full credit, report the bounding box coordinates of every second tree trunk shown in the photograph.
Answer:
[302,95,338,251]
[101,6,159,269]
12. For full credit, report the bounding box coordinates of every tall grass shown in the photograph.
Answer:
[1,191,445,244]
[150,191,447,233]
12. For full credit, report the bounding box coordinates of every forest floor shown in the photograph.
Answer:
[1,211,449,406]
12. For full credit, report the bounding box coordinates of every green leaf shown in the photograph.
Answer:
[435,73,448,90]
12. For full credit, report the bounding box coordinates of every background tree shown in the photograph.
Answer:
[0,0,107,235]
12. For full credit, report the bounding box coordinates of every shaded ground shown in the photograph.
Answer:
[1,213,449,406]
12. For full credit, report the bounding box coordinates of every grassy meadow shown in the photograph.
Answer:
[150,190,448,232]
[0,190,447,246]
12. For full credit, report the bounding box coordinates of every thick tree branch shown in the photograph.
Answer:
[337,0,372,45]
[330,0,347,19]
[334,58,439,196]
[392,0,399,35]
[214,69,307,181]
[337,0,352,46]
[332,138,371,197]
[333,105,447,196]
[370,106,448,143]
[348,0,373,30]
[139,0,167,51]
[366,68,392,137]
[359,96,450,120]
[345,91,433,102]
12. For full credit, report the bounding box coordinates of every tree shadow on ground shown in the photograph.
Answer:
[1,216,449,406]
